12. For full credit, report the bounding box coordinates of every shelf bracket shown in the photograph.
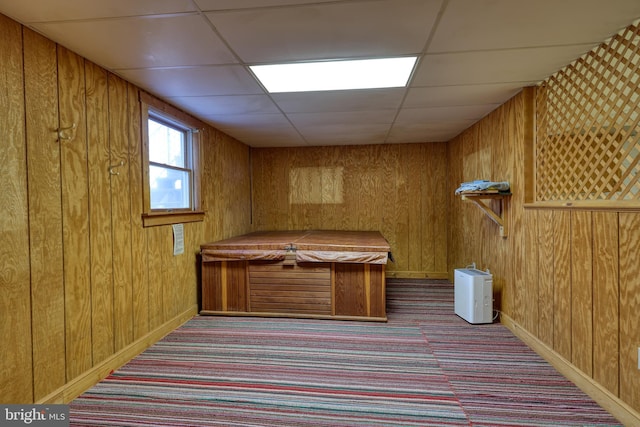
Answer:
[460,193,510,237]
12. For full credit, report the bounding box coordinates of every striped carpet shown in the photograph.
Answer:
[70,279,621,426]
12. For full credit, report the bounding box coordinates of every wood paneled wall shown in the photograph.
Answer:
[0,15,251,403]
[448,88,640,416]
[250,144,448,277]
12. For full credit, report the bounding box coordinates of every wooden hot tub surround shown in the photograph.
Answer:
[200,230,391,321]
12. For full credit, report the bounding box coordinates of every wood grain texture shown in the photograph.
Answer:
[448,83,640,415]
[552,210,572,360]
[619,213,640,410]
[592,211,619,395]
[128,83,149,340]
[203,131,252,241]
[147,226,167,329]
[522,209,539,335]
[58,46,93,381]
[537,210,555,347]
[108,73,134,351]
[250,262,330,314]
[23,28,66,400]
[570,211,593,375]
[85,60,114,364]
[1,14,254,404]
[334,263,367,317]
[368,265,386,318]
[250,143,448,277]
[0,14,32,403]
[508,91,528,321]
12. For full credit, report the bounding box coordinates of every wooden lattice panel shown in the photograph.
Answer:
[536,23,640,202]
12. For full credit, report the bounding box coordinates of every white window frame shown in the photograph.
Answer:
[140,92,204,227]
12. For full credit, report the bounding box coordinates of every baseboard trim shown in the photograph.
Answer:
[386,271,448,279]
[501,313,640,427]
[38,305,198,404]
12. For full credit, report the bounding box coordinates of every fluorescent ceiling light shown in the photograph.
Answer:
[250,57,418,93]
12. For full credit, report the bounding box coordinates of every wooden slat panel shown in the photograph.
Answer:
[380,145,400,272]
[251,296,331,313]
[523,209,539,335]
[85,60,114,364]
[58,45,92,380]
[163,225,180,320]
[250,262,331,314]
[392,147,411,272]
[251,286,330,294]
[249,147,290,231]
[24,28,66,400]
[128,83,149,340]
[592,211,619,395]
[183,222,200,308]
[553,210,572,360]
[334,263,367,317]
[421,144,436,272]
[146,226,165,330]
[570,211,593,375]
[226,261,248,312]
[251,276,333,285]
[357,145,383,232]
[407,144,423,272]
[201,262,222,311]
[0,14,33,403]
[432,142,449,274]
[509,91,530,321]
[537,210,555,347]
[108,73,133,351]
[619,212,640,409]
[447,138,464,279]
[368,265,386,318]
[220,134,252,237]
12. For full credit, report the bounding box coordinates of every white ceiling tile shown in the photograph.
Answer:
[195,0,337,10]
[117,66,262,97]
[395,105,499,123]
[287,110,396,127]
[387,120,476,143]
[0,0,196,22]
[404,84,523,108]
[32,14,236,69]
[215,124,306,147]
[1,0,637,147]
[430,0,640,52]
[166,95,280,116]
[205,0,442,62]
[206,113,293,131]
[412,46,594,86]
[299,123,390,146]
[272,89,406,113]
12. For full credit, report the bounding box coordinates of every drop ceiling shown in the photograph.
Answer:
[1,0,639,147]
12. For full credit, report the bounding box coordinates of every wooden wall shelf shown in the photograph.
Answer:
[460,193,511,237]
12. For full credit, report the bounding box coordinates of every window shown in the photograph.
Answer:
[141,93,204,227]
[148,115,192,210]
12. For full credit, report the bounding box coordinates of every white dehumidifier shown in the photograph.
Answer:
[454,268,493,324]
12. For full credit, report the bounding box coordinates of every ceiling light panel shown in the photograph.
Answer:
[250,57,417,93]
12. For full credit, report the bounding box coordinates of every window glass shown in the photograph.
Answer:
[148,114,192,211]
[149,165,191,209]
[148,118,186,167]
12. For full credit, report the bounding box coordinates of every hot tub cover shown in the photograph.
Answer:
[201,230,391,264]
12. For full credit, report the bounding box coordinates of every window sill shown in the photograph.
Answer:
[142,211,205,227]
